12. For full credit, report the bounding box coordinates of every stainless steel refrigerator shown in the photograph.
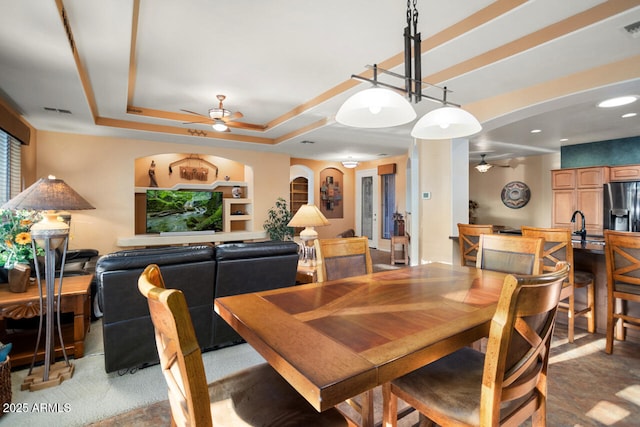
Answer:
[604,181,640,231]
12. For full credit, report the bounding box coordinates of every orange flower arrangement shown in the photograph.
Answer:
[0,209,44,269]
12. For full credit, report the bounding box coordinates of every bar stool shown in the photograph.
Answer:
[391,234,409,264]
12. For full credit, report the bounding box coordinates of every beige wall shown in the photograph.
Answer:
[469,153,560,228]
[35,131,291,254]
[418,140,455,264]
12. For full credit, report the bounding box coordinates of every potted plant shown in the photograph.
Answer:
[263,197,294,241]
[0,209,44,292]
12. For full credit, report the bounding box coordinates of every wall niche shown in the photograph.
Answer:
[134,153,253,234]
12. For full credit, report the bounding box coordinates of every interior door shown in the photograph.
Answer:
[356,169,379,248]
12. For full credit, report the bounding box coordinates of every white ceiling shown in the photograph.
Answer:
[1,0,639,166]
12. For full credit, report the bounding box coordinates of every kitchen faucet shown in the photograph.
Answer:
[571,210,587,241]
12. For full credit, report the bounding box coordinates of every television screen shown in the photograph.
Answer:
[146,190,223,234]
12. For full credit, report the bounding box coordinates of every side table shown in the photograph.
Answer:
[296,262,318,284]
[391,235,409,264]
[0,274,93,368]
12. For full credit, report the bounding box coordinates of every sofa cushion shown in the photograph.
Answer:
[96,245,214,272]
[214,240,299,261]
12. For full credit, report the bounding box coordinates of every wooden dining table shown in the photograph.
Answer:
[214,262,507,423]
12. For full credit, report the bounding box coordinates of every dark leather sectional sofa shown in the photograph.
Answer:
[95,241,299,373]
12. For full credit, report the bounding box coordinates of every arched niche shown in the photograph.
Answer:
[290,164,314,205]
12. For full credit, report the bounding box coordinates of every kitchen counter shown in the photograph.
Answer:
[496,227,605,254]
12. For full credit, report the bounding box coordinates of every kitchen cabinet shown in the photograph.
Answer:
[552,167,609,235]
[610,165,640,181]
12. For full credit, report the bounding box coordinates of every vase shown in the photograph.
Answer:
[232,186,242,198]
[8,263,31,293]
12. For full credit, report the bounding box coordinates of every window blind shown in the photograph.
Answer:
[0,130,22,205]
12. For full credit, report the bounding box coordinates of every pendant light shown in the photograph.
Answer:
[411,105,482,139]
[337,0,481,139]
[336,87,416,128]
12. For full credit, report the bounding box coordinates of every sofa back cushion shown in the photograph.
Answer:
[212,241,299,347]
[97,245,215,372]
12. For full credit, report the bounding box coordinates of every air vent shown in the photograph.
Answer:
[43,107,72,114]
[300,140,315,144]
[623,20,640,38]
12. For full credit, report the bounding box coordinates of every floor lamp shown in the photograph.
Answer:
[1,176,94,391]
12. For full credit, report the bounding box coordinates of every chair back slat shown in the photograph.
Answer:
[477,234,544,275]
[521,226,574,280]
[314,237,372,282]
[138,264,213,427]
[457,223,494,267]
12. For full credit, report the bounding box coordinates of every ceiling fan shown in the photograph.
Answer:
[181,95,244,132]
[474,154,513,173]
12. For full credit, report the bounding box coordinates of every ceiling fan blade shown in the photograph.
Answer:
[222,111,243,122]
[180,109,209,118]
[182,119,213,125]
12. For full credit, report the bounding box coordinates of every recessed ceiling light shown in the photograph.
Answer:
[598,95,638,108]
[530,129,541,134]
[622,112,637,118]
[560,138,569,142]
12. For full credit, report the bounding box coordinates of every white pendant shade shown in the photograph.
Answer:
[336,87,416,128]
[411,106,482,139]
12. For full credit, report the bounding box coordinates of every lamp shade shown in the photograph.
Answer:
[288,204,329,228]
[1,176,95,211]
[288,204,330,243]
[411,106,482,139]
[336,87,416,128]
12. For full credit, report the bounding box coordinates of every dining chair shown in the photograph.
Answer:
[457,223,494,267]
[383,262,570,427]
[314,236,413,426]
[137,264,348,427]
[476,233,544,275]
[522,226,595,343]
[603,230,640,355]
[314,236,373,282]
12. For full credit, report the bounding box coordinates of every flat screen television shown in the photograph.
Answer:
[145,190,223,234]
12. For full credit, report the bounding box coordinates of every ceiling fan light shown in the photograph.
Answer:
[336,87,416,128]
[411,106,482,139]
[209,108,231,119]
[475,154,493,173]
[212,120,228,132]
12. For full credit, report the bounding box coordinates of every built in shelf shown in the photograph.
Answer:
[117,230,267,247]
[135,180,248,193]
[224,198,252,232]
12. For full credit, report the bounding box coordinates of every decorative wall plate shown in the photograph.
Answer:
[501,181,530,209]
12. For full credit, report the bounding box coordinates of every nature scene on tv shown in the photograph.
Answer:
[146,190,223,233]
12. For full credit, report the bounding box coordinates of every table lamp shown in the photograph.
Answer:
[1,175,94,391]
[288,204,329,264]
